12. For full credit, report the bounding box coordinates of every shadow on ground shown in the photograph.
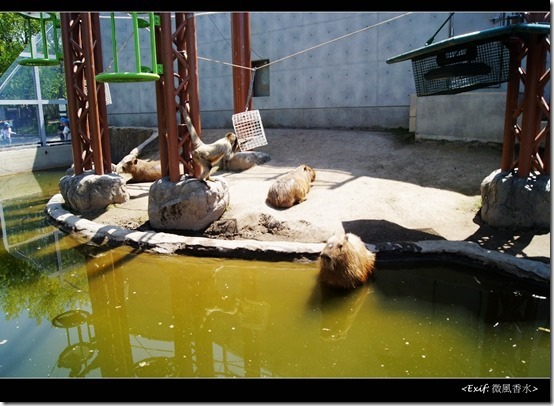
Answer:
[202,128,504,197]
[465,212,550,263]
[342,219,445,244]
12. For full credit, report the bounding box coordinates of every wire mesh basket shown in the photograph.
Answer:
[239,299,270,330]
[232,109,268,151]
[411,40,510,96]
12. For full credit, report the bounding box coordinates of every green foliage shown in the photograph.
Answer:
[1,66,36,99]
[39,64,67,99]
[0,13,40,77]
[0,250,90,325]
[0,192,91,324]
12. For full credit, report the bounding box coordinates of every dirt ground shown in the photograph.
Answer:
[88,127,550,263]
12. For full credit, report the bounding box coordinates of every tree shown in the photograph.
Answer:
[0,13,40,77]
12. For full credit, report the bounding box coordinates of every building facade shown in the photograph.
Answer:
[0,11,548,154]
[101,12,529,143]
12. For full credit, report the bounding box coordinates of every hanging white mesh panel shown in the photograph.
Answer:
[232,110,268,151]
[104,83,112,105]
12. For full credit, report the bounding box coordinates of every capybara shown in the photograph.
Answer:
[318,233,376,289]
[266,164,316,208]
[117,156,161,183]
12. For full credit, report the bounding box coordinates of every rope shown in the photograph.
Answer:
[197,12,412,73]
[102,12,413,75]
[264,12,411,70]
[245,67,256,111]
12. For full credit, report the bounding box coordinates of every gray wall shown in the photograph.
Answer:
[0,144,72,177]
[100,12,514,137]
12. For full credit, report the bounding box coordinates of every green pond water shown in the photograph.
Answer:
[0,169,550,379]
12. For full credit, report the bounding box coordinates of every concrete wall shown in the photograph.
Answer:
[0,127,156,178]
[0,144,73,178]
[412,92,507,143]
[100,12,510,134]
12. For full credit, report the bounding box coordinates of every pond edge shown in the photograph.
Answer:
[45,193,550,284]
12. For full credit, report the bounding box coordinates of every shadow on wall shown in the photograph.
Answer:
[109,127,156,164]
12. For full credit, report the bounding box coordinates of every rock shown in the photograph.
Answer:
[480,169,550,230]
[65,163,117,176]
[148,175,229,230]
[224,151,270,171]
[59,171,129,213]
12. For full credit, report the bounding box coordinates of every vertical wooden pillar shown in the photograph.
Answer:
[501,39,524,172]
[155,12,201,182]
[81,13,104,175]
[154,14,169,179]
[158,13,182,183]
[231,13,252,113]
[60,13,85,175]
[517,33,544,178]
[176,12,202,178]
[60,12,111,176]
[91,13,112,174]
[181,13,201,135]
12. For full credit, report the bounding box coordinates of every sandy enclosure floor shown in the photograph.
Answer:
[87,128,550,262]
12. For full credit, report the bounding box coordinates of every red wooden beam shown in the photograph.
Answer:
[231,13,252,113]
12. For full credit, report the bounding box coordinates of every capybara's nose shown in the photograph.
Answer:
[320,253,330,260]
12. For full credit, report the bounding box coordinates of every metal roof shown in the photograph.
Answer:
[386,23,551,64]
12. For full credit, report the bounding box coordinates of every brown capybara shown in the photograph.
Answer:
[266,164,316,208]
[318,233,376,289]
[117,157,161,183]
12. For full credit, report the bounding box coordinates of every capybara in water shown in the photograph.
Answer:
[266,164,316,208]
[318,233,376,289]
[117,156,161,183]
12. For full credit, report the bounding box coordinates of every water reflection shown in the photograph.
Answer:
[52,309,96,377]
[0,169,550,379]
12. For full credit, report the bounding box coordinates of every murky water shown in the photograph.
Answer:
[0,169,550,378]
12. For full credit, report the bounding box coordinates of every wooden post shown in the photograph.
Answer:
[517,33,544,178]
[231,13,252,114]
[501,39,523,172]
[91,13,112,174]
[159,13,181,183]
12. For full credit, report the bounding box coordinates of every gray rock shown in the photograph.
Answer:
[148,175,229,230]
[224,151,271,171]
[59,170,129,213]
[480,169,550,230]
[66,163,117,176]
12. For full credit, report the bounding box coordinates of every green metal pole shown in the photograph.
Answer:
[110,13,118,72]
[40,13,48,58]
[132,13,141,73]
[28,18,35,59]
[149,13,157,74]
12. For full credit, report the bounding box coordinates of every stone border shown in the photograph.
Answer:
[45,193,550,284]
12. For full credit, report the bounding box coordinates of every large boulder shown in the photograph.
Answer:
[480,169,550,230]
[59,171,129,213]
[148,175,229,231]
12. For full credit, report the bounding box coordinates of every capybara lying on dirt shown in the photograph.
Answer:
[266,164,316,208]
[318,233,376,289]
[117,156,161,183]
